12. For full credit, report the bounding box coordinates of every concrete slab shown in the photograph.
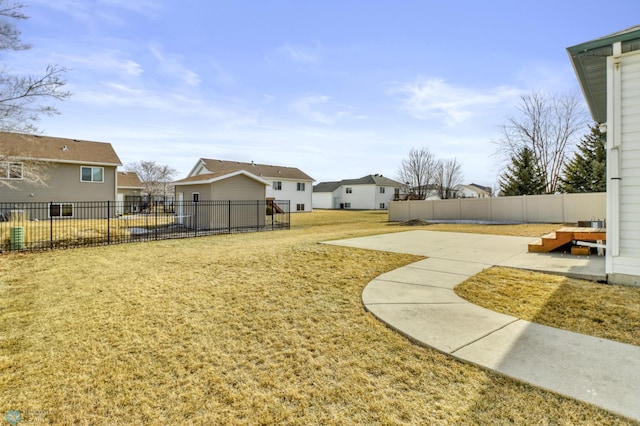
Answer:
[453,320,640,420]
[502,252,607,281]
[407,258,490,276]
[374,267,469,289]
[362,280,467,304]
[326,230,637,420]
[365,302,518,354]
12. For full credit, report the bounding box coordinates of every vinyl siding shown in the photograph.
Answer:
[612,49,640,281]
[212,175,265,200]
[0,163,117,203]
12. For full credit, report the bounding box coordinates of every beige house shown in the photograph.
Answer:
[117,171,144,214]
[0,132,121,218]
[456,183,492,198]
[173,169,271,230]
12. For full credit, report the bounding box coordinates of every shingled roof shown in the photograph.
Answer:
[314,174,402,192]
[117,171,144,188]
[194,158,314,181]
[0,132,122,166]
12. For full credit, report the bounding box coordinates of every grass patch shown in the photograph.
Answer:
[456,266,640,346]
[0,210,635,424]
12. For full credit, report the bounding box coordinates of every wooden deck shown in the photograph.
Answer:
[528,227,606,253]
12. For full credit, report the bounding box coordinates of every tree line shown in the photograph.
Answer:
[398,92,606,198]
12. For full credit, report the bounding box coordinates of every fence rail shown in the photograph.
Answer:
[0,200,290,253]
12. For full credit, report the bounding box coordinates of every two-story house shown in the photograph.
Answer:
[313,174,402,209]
[185,158,314,212]
[0,132,122,218]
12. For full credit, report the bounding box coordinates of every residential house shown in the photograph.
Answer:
[0,132,122,219]
[457,183,492,198]
[186,158,314,212]
[313,174,402,209]
[568,25,640,286]
[117,171,144,214]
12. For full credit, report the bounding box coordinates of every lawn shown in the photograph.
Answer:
[0,210,637,424]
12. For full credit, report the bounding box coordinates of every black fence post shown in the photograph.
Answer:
[155,201,158,241]
[228,200,231,234]
[107,201,111,244]
[49,202,53,250]
[194,201,198,237]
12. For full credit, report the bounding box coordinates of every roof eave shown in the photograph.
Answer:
[567,25,640,124]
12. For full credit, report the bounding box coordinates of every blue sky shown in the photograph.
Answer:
[7,0,640,186]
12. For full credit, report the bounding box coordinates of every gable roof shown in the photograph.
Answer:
[567,25,640,123]
[117,171,144,189]
[314,174,402,192]
[0,132,122,166]
[173,169,271,186]
[313,181,342,193]
[468,183,492,193]
[191,158,314,181]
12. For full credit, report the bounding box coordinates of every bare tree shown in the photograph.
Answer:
[0,1,70,134]
[126,161,178,200]
[435,158,463,199]
[0,1,70,188]
[495,92,588,194]
[397,147,437,200]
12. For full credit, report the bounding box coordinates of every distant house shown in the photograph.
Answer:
[457,183,492,198]
[0,132,122,218]
[568,25,640,286]
[185,158,314,212]
[313,174,402,209]
[117,171,144,214]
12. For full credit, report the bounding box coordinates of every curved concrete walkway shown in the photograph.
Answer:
[324,230,640,421]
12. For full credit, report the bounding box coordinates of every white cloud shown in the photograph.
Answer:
[394,78,522,126]
[291,94,356,125]
[30,0,162,24]
[149,44,201,86]
[64,51,143,77]
[270,43,323,64]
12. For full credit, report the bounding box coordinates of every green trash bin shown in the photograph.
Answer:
[10,226,25,250]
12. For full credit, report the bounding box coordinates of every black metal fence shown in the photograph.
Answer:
[0,200,290,253]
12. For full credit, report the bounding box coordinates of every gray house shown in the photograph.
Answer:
[0,132,122,218]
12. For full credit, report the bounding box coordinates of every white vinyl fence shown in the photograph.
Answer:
[388,193,606,224]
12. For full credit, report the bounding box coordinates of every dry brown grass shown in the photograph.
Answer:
[0,215,176,250]
[0,210,635,424]
[456,266,640,346]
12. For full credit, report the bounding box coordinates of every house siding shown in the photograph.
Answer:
[266,178,312,212]
[312,192,333,209]
[175,176,267,230]
[609,48,640,284]
[0,163,117,203]
[212,174,265,200]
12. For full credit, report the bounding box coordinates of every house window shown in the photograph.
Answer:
[379,187,385,194]
[81,166,103,182]
[273,181,282,190]
[379,203,385,209]
[49,203,73,218]
[297,182,305,191]
[296,203,305,211]
[344,203,351,209]
[346,187,352,194]
[1,162,23,179]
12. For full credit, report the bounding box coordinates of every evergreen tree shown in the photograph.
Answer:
[499,147,545,196]
[559,124,606,193]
